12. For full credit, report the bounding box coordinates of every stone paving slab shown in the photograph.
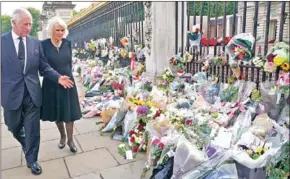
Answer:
[40,126,80,143]
[74,118,102,135]
[71,171,101,179]
[1,124,13,138]
[74,132,121,152]
[41,121,58,130]
[64,148,119,177]
[21,137,82,165]
[1,136,21,150]
[1,147,22,170]
[100,160,150,179]
[2,158,69,179]
[106,144,147,165]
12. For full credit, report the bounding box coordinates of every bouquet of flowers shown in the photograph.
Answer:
[170,55,186,73]
[128,122,147,153]
[118,143,129,158]
[225,33,255,67]
[149,138,165,164]
[264,42,289,73]
[188,25,202,48]
[252,56,266,68]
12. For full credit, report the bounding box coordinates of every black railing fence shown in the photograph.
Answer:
[176,1,289,84]
[68,2,145,50]
[67,1,288,83]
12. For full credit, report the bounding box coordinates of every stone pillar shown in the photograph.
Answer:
[144,2,177,78]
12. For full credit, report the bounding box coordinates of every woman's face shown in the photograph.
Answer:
[52,24,65,41]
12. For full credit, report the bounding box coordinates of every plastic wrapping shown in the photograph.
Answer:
[199,82,220,104]
[122,110,138,139]
[277,104,289,127]
[101,99,128,132]
[231,121,289,169]
[203,163,238,179]
[260,81,286,120]
[171,135,207,179]
[231,110,253,144]
[180,150,231,179]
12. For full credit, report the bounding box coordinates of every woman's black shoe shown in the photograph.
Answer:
[68,142,77,153]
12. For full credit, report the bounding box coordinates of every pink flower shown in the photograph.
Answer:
[237,54,245,59]
[268,62,275,68]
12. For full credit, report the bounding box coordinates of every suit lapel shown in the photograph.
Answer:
[6,32,18,61]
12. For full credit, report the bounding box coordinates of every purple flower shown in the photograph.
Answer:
[137,105,149,116]
[206,146,216,158]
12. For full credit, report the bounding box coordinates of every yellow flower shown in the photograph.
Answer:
[281,62,290,71]
[247,149,253,155]
[273,56,286,67]
[256,146,263,154]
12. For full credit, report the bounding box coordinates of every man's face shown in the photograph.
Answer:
[12,13,32,37]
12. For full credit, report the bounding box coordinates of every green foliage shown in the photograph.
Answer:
[188,2,235,17]
[72,10,79,17]
[1,15,12,34]
[27,7,40,38]
[267,141,290,179]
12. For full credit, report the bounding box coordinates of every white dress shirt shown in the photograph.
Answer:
[11,30,27,74]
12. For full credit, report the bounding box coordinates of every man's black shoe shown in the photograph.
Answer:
[27,162,42,175]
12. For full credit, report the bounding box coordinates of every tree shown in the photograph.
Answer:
[73,10,79,17]
[27,7,40,38]
[1,15,12,34]
[188,2,235,17]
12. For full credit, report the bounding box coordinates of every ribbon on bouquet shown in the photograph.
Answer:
[227,102,247,117]
[222,98,251,127]
[130,55,136,71]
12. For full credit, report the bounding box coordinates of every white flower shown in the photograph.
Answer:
[118,144,126,149]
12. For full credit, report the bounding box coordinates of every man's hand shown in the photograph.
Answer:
[58,76,74,89]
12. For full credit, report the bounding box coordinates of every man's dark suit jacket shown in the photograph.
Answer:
[1,31,61,110]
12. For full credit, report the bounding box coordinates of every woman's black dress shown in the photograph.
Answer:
[41,38,82,122]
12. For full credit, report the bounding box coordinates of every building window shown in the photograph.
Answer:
[268,19,277,42]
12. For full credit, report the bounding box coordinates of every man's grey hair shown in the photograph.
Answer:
[46,16,69,38]
[11,8,32,26]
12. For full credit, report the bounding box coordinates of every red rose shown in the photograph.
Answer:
[152,139,160,145]
[130,137,135,143]
[129,130,135,136]
[154,110,162,119]
[158,143,165,150]
[195,28,200,33]
[137,125,144,131]
[186,120,192,125]
[132,146,139,152]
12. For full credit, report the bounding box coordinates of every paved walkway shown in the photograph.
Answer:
[1,78,148,179]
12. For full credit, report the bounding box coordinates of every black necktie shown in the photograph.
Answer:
[18,37,25,72]
[18,37,25,60]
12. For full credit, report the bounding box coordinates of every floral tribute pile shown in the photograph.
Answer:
[72,33,289,179]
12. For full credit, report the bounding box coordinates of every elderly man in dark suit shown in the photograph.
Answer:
[1,8,74,175]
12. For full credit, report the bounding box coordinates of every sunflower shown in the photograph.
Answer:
[281,62,290,71]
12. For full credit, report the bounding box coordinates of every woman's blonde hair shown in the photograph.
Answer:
[46,16,69,38]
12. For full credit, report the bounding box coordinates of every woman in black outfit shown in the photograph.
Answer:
[41,16,82,153]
